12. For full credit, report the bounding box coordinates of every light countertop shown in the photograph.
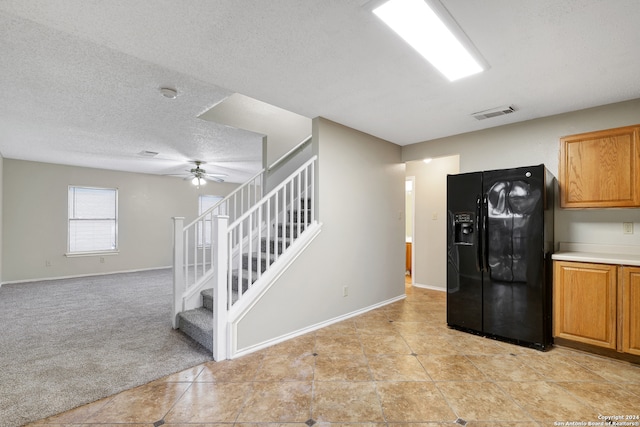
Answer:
[552,242,640,267]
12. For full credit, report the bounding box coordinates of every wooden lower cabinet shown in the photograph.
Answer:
[553,261,617,349]
[554,261,640,357]
[622,266,640,356]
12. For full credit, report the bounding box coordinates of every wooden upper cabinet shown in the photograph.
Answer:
[559,125,640,208]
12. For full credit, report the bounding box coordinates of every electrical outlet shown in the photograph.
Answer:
[623,222,634,234]
[45,260,52,267]
[343,286,348,297]
[100,257,105,263]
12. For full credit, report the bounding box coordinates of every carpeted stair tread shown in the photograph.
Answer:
[202,287,241,306]
[299,198,312,209]
[288,209,312,223]
[242,252,277,272]
[246,252,277,261]
[201,288,213,311]
[260,236,291,254]
[276,223,307,238]
[177,307,213,353]
[231,268,257,290]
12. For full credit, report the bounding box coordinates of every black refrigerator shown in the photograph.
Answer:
[446,164,554,350]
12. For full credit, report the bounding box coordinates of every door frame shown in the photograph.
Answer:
[406,176,416,285]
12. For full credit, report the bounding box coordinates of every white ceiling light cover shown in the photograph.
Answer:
[373,0,484,81]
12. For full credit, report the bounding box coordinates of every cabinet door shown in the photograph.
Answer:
[553,261,617,349]
[622,266,640,356]
[559,125,640,208]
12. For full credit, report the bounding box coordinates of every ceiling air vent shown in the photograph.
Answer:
[471,105,516,120]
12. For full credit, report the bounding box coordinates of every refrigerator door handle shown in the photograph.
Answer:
[481,194,489,272]
[475,195,483,272]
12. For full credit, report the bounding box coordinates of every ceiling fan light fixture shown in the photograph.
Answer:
[191,177,206,187]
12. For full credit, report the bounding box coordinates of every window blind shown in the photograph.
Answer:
[198,195,223,247]
[68,186,118,253]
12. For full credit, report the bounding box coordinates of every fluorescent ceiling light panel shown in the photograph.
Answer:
[373,0,484,81]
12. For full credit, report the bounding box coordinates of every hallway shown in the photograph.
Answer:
[30,285,640,425]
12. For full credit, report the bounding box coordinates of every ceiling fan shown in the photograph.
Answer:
[171,160,228,187]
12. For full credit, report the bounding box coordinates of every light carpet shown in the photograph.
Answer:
[0,269,212,427]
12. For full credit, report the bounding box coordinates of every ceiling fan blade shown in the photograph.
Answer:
[160,158,233,183]
[204,175,225,183]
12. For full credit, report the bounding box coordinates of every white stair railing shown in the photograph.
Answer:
[172,170,263,327]
[172,139,317,360]
[224,155,316,308]
[206,155,317,360]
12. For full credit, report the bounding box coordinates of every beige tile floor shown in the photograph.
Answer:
[29,281,640,426]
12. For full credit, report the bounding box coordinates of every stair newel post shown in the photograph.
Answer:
[172,217,185,329]
[212,214,229,361]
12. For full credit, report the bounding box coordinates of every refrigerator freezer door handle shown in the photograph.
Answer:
[475,195,483,272]
[482,194,489,272]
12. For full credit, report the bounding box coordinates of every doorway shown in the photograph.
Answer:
[405,155,459,291]
[405,176,415,287]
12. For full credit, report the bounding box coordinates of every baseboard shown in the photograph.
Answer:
[554,337,640,365]
[231,293,407,359]
[412,282,446,292]
[1,266,172,285]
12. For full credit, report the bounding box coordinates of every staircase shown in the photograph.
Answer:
[177,289,214,352]
[176,199,312,352]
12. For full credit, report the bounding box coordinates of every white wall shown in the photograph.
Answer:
[0,155,3,283]
[265,140,313,193]
[406,156,459,290]
[2,159,239,283]
[236,118,406,351]
[198,93,312,167]
[402,98,640,248]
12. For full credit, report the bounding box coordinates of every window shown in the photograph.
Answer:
[199,195,223,215]
[68,186,118,254]
[198,195,223,247]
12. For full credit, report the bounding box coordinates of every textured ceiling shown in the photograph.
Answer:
[1,1,640,182]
